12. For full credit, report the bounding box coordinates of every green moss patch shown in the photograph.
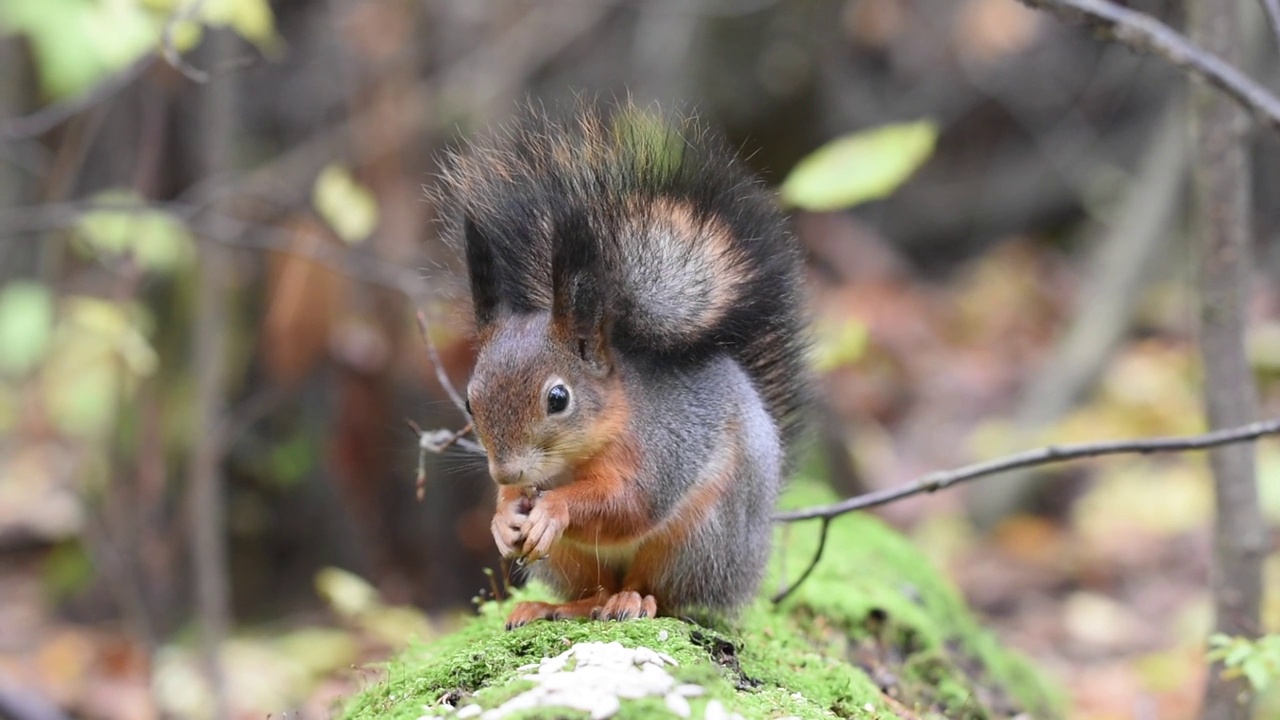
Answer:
[767,481,1061,718]
[338,480,1061,720]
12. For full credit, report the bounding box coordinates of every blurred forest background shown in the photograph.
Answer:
[1,0,1279,718]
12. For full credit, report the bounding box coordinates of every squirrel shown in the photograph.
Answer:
[437,102,812,630]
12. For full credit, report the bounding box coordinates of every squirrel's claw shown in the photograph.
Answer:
[592,591,658,621]
[504,601,557,630]
[521,495,568,562]
[492,500,530,559]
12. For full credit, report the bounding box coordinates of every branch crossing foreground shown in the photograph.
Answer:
[774,418,1280,522]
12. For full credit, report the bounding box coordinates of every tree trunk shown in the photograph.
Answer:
[1190,0,1264,717]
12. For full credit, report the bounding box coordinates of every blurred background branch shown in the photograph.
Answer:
[1018,0,1280,132]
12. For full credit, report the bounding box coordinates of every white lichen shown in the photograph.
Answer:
[419,641,742,720]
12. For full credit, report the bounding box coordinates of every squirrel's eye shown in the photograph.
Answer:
[546,384,571,414]
[464,398,472,415]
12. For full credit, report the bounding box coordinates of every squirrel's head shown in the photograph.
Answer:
[461,210,625,490]
[465,311,622,489]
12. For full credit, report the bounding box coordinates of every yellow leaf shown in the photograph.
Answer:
[312,164,380,245]
[811,317,869,372]
[314,566,379,619]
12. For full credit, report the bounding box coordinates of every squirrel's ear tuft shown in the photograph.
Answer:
[464,216,501,327]
[551,212,612,374]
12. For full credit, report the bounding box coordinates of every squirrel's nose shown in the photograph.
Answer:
[489,459,529,486]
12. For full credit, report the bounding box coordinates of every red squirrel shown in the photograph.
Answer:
[437,103,812,629]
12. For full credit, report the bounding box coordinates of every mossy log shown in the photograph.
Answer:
[338,481,1061,720]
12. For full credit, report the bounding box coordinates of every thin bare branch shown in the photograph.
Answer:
[406,309,482,501]
[1017,0,1280,134]
[410,420,483,500]
[775,418,1280,523]
[163,0,211,83]
[2,55,155,139]
[416,310,468,415]
[1262,0,1280,55]
[771,517,830,604]
[410,308,479,451]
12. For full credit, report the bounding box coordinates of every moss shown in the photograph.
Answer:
[339,478,1062,720]
[770,480,1062,718]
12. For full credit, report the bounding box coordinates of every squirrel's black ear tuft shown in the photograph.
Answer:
[551,211,612,372]
[464,216,501,327]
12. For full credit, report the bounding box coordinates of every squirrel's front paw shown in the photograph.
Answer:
[521,493,569,562]
[492,495,532,559]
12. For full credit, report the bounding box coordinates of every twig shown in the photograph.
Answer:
[1016,0,1280,134]
[1262,0,1280,55]
[405,308,483,500]
[163,0,211,83]
[407,419,431,500]
[418,422,479,455]
[775,417,1280,523]
[415,310,468,414]
[2,55,155,139]
[406,419,480,500]
[771,517,830,604]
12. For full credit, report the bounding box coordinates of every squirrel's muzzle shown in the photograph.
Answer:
[489,458,532,487]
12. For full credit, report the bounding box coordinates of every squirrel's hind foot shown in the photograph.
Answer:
[592,591,658,621]
[503,591,658,630]
[505,594,606,630]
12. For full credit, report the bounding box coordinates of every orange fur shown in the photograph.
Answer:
[548,432,650,545]
[506,590,608,629]
[541,542,620,598]
[620,197,752,339]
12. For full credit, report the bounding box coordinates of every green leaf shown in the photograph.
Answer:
[0,281,55,376]
[0,0,156,99]
[1226,642,1256,667]
[312,164,380,245]
[1208,633,1234,650]
[781,120,939,211]
[75,190,196,274]
[1,0,281,100]
[1243,659,1271,692]
[41,297,157,437]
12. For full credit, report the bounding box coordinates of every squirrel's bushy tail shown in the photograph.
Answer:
[438,101,812,456]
